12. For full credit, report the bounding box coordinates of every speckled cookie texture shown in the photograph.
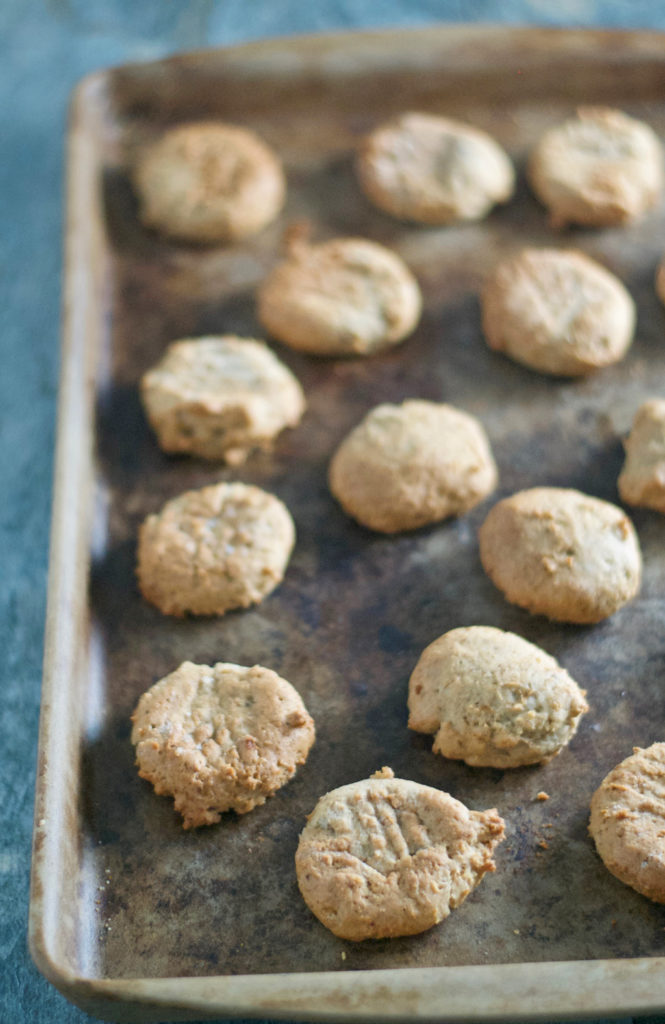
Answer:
[478,487,642,624]
[257,236,422,356]
[137,482,295,617]
[131,661,315,828]
[295,767,505,940]
[356,111,515,224]
[408,626,588,768]
[589,743,665,902]
[618,399,665,512]
[528,107,664,227]
[329,400,497,533]
[133,121,286,243]
[482,248,635,377]
[140,335,305,463]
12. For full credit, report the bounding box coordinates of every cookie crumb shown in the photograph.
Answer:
[341,951,347,961]
[513,929,520,935]
[536,791,550,801]
[538,840,549,850]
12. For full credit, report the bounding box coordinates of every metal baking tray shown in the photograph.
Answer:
[29,24,665,1022]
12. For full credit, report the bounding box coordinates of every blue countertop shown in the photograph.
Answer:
[4,1,665,1022]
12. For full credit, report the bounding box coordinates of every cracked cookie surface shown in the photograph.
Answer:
[618,399,665,513]
[295,767,505,940]
[131,661,315,828]
[408,626,588,768]
[133,121,285,243]
[140,335,305,463]
[137,482,295,616]
[329,400,497,533]
[479,487,642,623]
[482,248,635,377]
[590,742,665,902]
[356,111,514,224]
[528,107,664,227]
[257,236,421,356]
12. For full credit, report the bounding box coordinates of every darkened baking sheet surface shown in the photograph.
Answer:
[30,24,665,1022]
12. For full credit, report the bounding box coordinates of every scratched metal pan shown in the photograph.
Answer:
[29,23,665,1023]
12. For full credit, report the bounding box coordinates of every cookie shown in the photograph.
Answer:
[589,743,665,902]
[137,482,295,616]
[528,107,664,227]
[329,400,497,533]
[408,626,588,768]
[295,767,505,940]
[618,399,665,512]
[140,335,305,463]
[356,111,515,224]
[257,236,421,356]
[131,661,315,828]
[478,487,641,624]
[482,248,635,377]
[133,121,286,243]
[656,256,665,306]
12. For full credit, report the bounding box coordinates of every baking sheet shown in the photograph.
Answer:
[29,24,665,1022]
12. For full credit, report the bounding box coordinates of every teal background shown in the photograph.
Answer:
[3,2,665,1022]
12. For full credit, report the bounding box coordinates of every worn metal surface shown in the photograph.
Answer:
[30,24,665,1022]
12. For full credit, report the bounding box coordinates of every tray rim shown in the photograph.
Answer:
[28,22,665,1023]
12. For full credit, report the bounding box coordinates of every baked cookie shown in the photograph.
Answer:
[131,661,315,828]
[528,107,664,228]
[478,487,641,624]
[295,767,505,940]
[408,626,588,768]
[329,400,497,533]
[656,256,665,305]
[482,248,635,377]
[133,121,286,243]
[589,742,665,902]
[257,236,421,357]
[618,399,665,512]
[356,111,515,224]
[140,335,305,463]
[137,482,295,616]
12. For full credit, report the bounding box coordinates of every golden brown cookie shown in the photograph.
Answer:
[356,111,515,224]
[137,482,295,616]
[257,236,421,356]
[528,107,664,228]
[140,335,305,463]
[295,767,505,940]
[589,742,665,902]
[329,400,497,533]
[131,661,315,828]
[482,248,635,377]
[618,399,665,512]
[408,626,588,768]
[133,121,286,243]
[478,487,642,624]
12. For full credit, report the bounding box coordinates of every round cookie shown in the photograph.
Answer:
[482,248,635,377]
[131,661,315,828]
[356,111,515,224]
[408,626,588,768]
[589,742,665,902]
[137,482,295,616]
[528,107,664,228]
[133,121,286,243]
[618,399,665,512]
[140,335,305,464]
[329,400,497,533]
[257,236,421,357]
[295,767,505,940]
[478,487,642,624]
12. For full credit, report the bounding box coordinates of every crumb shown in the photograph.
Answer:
[538,840,549,850]
[341,951,347,961]
[536,791,550,801]
[513,928,520,935]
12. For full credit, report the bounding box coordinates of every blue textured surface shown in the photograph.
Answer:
[3,1,665,1022]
